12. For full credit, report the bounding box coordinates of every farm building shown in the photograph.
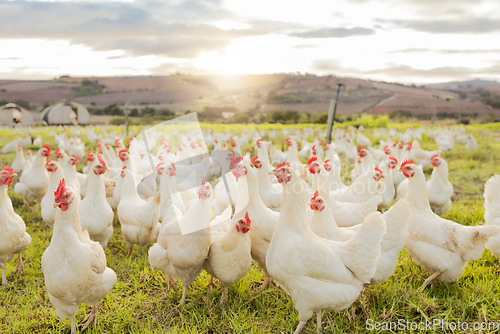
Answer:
[0,103,35,127]
[41,102,90,125]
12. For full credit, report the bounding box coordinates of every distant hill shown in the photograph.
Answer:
[0,75,498,120]
[426,79,500,90]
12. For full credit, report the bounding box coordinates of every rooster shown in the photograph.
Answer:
[41,179,116,334]
[148,178,212,304]
[14,145,50,203]
[117,168,161,255]
[267,162,386,333]
[399,160,500,291]
[0,166,31,286]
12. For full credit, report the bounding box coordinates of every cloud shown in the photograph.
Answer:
[0,0,253,58]
[383,17,500,34]
[291,27,374,38]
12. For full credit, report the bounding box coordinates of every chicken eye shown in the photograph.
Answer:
[318,199,322,203]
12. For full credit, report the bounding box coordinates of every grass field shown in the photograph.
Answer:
[1,121,500,333]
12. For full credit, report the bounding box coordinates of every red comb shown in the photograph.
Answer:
[389,156,398,162]
[1,166,15,174]
[245,212,251,223]
[45,159,52,166]
[252,155,259,163]
[311,190,319,202]
[54,178,67,200]
[307,156,318,166]
[43,145,51,152]
[256,138,263,147]
[374,167,383,174]
[119,149,128,155]
[201,176,206,186]
[276,161,290,169]
[357,146,365,152]
[98,155,107,168]
[431,153,440,160]
[285,138,292,146]
[400,159,414,169]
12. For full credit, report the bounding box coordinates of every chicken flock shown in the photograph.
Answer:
[1,123,499,334]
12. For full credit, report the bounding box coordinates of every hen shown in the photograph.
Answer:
[309,191,410,284]
[117,169,161,254]
[236,161,279,289]
[203,210,252,305]
[484,175,500,257]
[11,145,26,174]
[79,157,114,248]
[41,179,116,334]
[41,160,65,227]
[14,145,50,202]
[148,178,212,304]
[267,162,386,333]
[399,160,500,291]
[0,166,31,286]
[427,154,453,215]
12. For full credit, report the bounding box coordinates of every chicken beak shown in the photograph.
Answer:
[269,170,278,176]
[53,202,59,208]
[397,167,403,172]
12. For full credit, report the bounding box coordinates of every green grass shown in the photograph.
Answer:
[1,122,500,333]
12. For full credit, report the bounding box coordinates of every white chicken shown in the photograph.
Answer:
[399,160,500,291]
[41,160,65,227]
[14,145,50,202]
[79,157,114,248]
[427,154,453,215]
[0,166,31,286]
[11,145,26,174]
[117,169,161,255]
[236,162,279,289]
[148,178,212,304]
[41,179,116,334]
[251,155,282,210]
[484,175,500,257]
[267,162,386,333]
[308,191,410,285]
[203,210,252,305]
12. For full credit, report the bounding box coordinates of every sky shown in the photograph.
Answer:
[1,0,500,85]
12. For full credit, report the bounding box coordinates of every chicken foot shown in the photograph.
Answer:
[418,271,441,292]
[258,276,273,291]
[294,320,307,334]
[14,253,25,275]
[81,304,99,331]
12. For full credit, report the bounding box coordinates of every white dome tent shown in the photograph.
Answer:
[41,102,90,126]
[0,103,35,127]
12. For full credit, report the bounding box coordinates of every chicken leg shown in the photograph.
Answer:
[418,271,441,292]
[259,276,273,291]
[294,320,307,334]
[180,286,187,305]
[81,304,99,331]
[14,253,25,275]
[1,267,7,286]
[220,287,229,307]
[317,311,322,333]
[70,316,77,334]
